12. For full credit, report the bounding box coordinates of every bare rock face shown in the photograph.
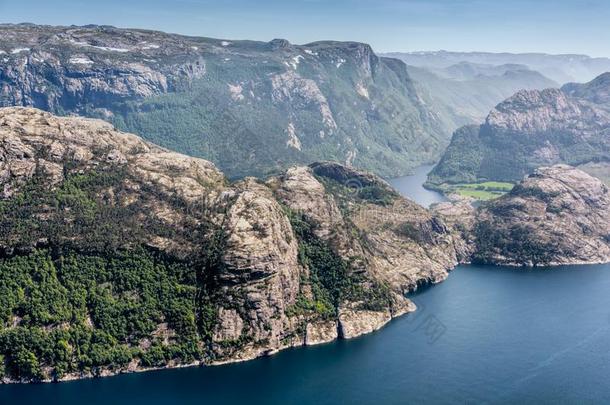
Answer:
[473,165,610,266]
[0,107,224,200]
[485,88,610,135]
[212,179,304,360]
[338,307,392,339]
[431,195,478,262]
[270,162,462,293]
[348,196,459,290]
[267,165,367,265]
[305,321,339,346]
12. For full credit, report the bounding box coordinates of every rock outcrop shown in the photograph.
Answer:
[269,162,461,292]
[432,165,610,267]
[0,107,461,383]
[472,165,610,266]
[338,308,392,339]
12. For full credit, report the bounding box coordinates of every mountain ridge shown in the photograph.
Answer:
[0,23,451,179]
[384,50,610,83]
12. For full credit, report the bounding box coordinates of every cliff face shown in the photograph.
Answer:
[0,107,460,383]
[269,162,460,292]
[0,23,449,179]
[427,74,610,186]
[433,165,610,267]
[473,165,610,266]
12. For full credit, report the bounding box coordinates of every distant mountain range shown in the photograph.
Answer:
[427,72,610,187]
[384,51,610,84]
[407,63,558,127]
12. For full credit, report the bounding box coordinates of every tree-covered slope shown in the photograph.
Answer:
[0,24,449,179]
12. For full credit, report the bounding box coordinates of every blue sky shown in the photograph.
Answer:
[1,0,609,56]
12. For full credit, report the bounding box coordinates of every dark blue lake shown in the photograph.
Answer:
[2,167,610,404]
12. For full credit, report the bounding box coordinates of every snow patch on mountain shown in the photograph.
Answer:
[69,40,129,53]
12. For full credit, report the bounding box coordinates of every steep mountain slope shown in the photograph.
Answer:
[0,107,462,383]
[0,23,449,179]
[427,73,610,186]
[385,51,610,84]
[407,64,558,127]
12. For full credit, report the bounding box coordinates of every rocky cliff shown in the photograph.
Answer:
[473,165,610,266]
[0,107,460,383]
[0,23,449,179]
[427,73,610,186]
[433,165,610,266]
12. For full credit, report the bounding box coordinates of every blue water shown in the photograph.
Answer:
[2,167,610,404]
[388,164,447,208]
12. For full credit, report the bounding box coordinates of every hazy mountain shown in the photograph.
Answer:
[0,24,452,179]
[436,62,535,80]
[407,63,558,127]
[427,73,610,187]
[562,72,610,104]
[385,51,610,84]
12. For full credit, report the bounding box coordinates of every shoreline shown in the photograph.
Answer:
[1,295,420,385]
[3,256,610,385]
